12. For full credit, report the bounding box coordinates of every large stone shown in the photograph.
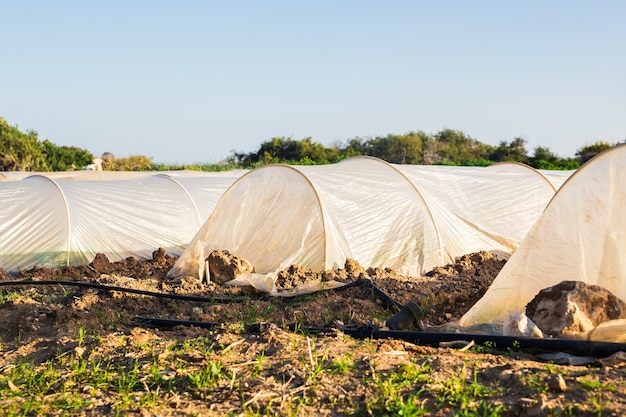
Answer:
[525,280,626,337]
[206,250,254,285]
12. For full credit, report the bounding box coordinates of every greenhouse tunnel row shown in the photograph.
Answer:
[169,157,568,280]
[0,157,572,277]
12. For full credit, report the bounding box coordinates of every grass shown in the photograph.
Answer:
[362,360,509,416]
[328,355,356,375]
[1,325,624,416]
[188,360,227,390]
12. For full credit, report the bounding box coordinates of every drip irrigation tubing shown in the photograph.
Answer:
[133,316,626,358]
[0,277,402,309]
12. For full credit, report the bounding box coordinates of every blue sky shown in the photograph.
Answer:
[2,1,624,164]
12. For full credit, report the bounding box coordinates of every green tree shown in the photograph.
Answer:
[530,146,558,165]
[361,131,426,164]
[233,137,340,167]
[0,118,48,171]
[489,137,529,164]
[0,117,95,171]
[42,140,94,171]
[342,137,368,158]
[575,141,614,164]
[430,129,495,165]
[529,146,579,170]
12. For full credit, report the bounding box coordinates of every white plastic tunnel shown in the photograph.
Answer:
[169,157,564,281]
[460,144,626,326]
[0,171,244,272]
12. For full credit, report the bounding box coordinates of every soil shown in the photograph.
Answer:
[2,249,626,416]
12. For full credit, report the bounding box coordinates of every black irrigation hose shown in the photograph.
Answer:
[0,280,250,304]
[134,316,626,358]
[0,277,403,309]
[301,326,626,358]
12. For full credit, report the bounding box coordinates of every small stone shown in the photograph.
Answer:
[547,374,567,392]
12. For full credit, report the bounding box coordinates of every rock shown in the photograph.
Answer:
[206,250,254,285]
[547,374,567,392]
[525,281,626,337]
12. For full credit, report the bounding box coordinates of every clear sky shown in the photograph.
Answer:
[2,1,624,164]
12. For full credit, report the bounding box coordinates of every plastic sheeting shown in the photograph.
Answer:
[0,171,244,271]
[0,169,246,182]
[460,145,626,326]
[169,157,565,281]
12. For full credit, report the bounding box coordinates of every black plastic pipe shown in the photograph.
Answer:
[307,326,626,358]
[133,315,626,358]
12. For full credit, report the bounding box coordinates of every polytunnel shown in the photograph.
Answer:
[0,169,245,182]
[460,144,626,326]
[169,157,564,282]
[0,171,244,272]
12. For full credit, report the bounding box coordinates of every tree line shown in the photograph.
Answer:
[230,129,616,170]
[1,117,619,172]
[0,118,94,171]
[0,118,156,172]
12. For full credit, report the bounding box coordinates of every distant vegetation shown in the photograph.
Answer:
[0,117,620,172]
[0,118,94,171]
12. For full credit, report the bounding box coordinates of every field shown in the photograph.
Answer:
[1,249,626,416]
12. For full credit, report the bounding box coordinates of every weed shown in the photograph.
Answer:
[0,289,22,303]
[471,340,499,355]
[174,335,216,357]
[188,360,226,389]
[252,351,266,377]
[77,325,86,347]
[365,374,430,416]
[430,362,507,415]
[578,376,617,392]
[146,358,175,390]
[328,355,356,375]
[520,367,549,394]
[578,376,616,416]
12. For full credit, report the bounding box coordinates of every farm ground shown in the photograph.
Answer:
[2,250,626,416]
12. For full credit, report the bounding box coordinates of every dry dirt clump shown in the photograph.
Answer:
[2,249,626,416]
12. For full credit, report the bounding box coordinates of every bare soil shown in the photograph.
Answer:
[2,249,626,416]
